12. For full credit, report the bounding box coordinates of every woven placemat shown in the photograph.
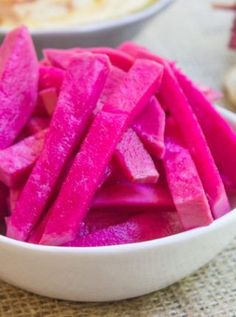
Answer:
[1,0,236,316]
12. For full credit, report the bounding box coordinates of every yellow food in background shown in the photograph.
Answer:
[0,0,156,29]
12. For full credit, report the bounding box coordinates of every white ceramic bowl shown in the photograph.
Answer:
[0,107,236,302]
[0,0,175,51]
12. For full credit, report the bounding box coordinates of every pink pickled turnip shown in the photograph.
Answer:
[90,47,133,71]
[0,26,38,149]
[92,181,174,212]
[163,119,213,229]
[7,54,111,242]
[133,96,165,159]
[0,130,47,188]
[38,65,65,92]
[115,129,159,183]
[120,42,230,219]
[65,211,183,247]
[40,59,164,246]
[174,66,236,191]
[44,47,133,71]
[24,117,50,135]
[39,88,58,115]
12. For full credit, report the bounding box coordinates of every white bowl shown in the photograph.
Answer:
[0,107,236,302]
[0,0,175,51]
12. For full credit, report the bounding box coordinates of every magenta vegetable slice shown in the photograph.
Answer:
[163,119,213,229]
[0,130,47,188]
[39,87,58,115]
[115,129,159,183]
[95,66,125,114]
[40,111,128,246]
[102,59,163,121]
[92,181,174,212]
[65,211,183,247]
[90,48,133,71]
[7,54,110,241]
[24,117,50,136]
[40,59,164,246]
[120,42,230,219]
[44,47,133,71]
[133,96,165,159]
[39,65,65,92]
[0,26,38,149]
[43,48,82,69]
[174,66,236,190]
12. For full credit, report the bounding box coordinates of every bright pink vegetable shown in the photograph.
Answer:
[133,96,165,158]
[95,66,125,114]
[43,48,81,69]
[38,65,65,92]
[7,54,110,241]
[90,48,133,71]
[44,47,133,71]
[92,181,174,212]
[163,119,213,229]
[174,66,236,191]
[40,59,164,246]
[120,42,230,219]
[0,26,38,149]
[24,117,50,135]
[0,130,47,188]
[39,88,58,115]
[115,129,159,183]
[65,211,183,247]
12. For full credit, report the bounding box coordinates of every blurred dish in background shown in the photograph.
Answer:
[0,0,156,29]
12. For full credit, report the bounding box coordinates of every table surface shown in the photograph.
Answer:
[1,0,236,316]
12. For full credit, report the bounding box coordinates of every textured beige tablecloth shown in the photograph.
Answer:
[1,0,236,316]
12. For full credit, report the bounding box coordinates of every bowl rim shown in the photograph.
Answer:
[1,106,236,255]
[0,0,175,35]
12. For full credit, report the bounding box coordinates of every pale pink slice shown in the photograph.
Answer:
[39,65,65,92]
[163,119,213,229]
[65,211,184,247]
[24,117,50,135]
[92,181,174,212]
[90,48,133,71]
[44,47,133,71]
[7,54,110,241]
[133,96,165,158]
[39,88,58,115]
[115,129,159,183]
[174,66,236,191]
[120,42,230,219]
[0,130,47,188]
[40,60,164,246]
[0,26,38,149]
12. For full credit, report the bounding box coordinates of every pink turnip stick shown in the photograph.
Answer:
[7,54,110,241]
[0,26,38,149]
